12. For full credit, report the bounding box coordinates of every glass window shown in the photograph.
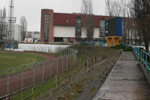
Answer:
[100,19,105,37]
[44,14,50,42]
[66,19,69,23]
[76,17,81,37]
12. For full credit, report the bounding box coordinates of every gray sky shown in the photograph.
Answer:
[0,0,106,31]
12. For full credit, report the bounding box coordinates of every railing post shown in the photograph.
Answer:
[146,52,148,72]
[149,55,150,67]
[141,50,142,66]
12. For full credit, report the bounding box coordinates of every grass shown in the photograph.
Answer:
[0,51,45,72]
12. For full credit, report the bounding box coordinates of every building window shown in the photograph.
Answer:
[66,19,69,23]
[76,17,81,37]
[44,14,50,42]
[100,19,105,37]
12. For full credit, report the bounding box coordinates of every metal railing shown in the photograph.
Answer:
[133,46,150,84]
[0,47,78,100]
[141,50,150,72]
[133,47,141,60]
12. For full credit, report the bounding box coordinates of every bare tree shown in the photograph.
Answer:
[131,0,150,52]
[105,0,114,16]
[81,0,94,41]
[20,16,27,41]
[0,7,7,41]
[105,0,123,17]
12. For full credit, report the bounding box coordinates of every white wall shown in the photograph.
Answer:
[81,28,100,38]
[54,26,75,38]
[81,28,87,38]
[54,26,100,39]
[93,28,100,38]
[18,44,71,53]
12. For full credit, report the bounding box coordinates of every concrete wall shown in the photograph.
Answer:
[18,44,71,53]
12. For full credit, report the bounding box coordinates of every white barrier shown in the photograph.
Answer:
[18,44,71,53]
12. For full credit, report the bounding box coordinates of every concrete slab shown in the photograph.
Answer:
[93,52,150,100]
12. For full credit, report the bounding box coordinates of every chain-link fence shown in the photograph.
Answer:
[0,47,78,99]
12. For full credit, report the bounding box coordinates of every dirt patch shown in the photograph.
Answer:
[36,49,122,100]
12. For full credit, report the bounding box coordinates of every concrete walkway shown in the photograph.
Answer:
[93,52,150,100]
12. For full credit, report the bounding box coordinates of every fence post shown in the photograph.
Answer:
[61,56,64,74]
[67,56,69,71]
[42,62,45,83]
[56,58,58,75]
[50,60,52,79]
[32,87,34,100]
[56,59,58,88]
[32,65,35,86]
[21,66,25,100]
[6,68,11,100]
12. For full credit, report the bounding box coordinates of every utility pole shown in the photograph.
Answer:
[7,0,16,47]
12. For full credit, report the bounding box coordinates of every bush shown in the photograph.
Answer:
[111,44,133,52]
[13,43,18,49]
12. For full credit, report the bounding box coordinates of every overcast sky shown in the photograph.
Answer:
[0,0,106,31]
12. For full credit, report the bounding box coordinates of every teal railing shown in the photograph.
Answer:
[133,46,150,84]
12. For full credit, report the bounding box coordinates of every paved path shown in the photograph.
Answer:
[93,52,150,100]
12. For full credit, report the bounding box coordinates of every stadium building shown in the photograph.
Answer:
[40,9,111,43]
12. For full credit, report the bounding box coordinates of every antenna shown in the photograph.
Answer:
[7,0,16,46]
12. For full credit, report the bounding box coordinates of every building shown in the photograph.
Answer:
[13,24,22,42]
[40,9,111,43]
[26,31,40,40]
[0,24,22,42]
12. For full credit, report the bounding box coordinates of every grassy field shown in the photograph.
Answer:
[0,51,45,71]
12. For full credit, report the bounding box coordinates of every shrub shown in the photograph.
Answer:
[111,44,133,52]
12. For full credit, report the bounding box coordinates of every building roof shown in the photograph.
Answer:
[53,13,110,27]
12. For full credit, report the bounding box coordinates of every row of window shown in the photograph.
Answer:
[44,14,50,42]
[75,18,106,37]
